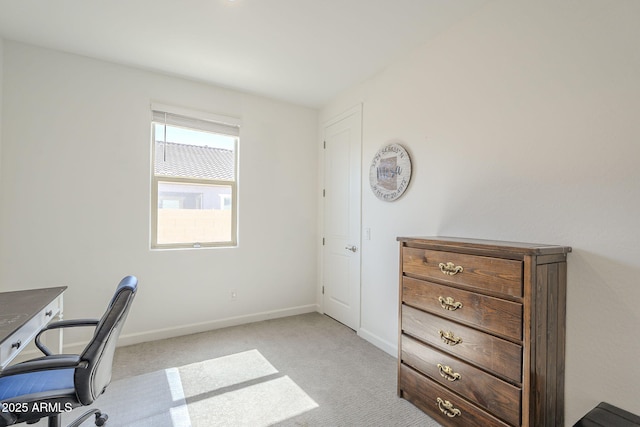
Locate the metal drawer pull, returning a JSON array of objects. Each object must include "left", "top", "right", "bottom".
[
  {"left": 439, "top": 330, "right": 463, "bottom": 346},
  {"left": 437, "top": 363, "right": 461, "bottom": 382},
  {"left": 11, "top": 340, "right": 22, "bottom": 350},
  {"left": 438, "top": 296, "right": 463, "bottom": 311},
  {"left": 45, "top": 310, "right": 53, "bottom": 317},
  {"left": 436, "top": 397, "right": 461, "bottom": 418},
  {"left": 439, "top": 262, "right": 463, "bottom": 276}
]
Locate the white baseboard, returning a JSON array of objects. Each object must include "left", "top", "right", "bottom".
[
  {"left": 15, "top": 304, "right": 320, "bottom": 360},
  {"left": 357, "top": 327, "right": 398, "bottom": 357},
  {"left": 114, "top": 303, "right": 320, "bottom": 349}
]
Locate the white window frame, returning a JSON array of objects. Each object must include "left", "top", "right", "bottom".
[{"left": 150, "top": 103, "right": 240, "bottom": 249}]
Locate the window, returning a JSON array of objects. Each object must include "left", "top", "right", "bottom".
[{"left": 151, "top": 105, "right": 239, "bottom": 248}]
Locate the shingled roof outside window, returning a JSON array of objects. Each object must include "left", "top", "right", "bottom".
[{"left": 155, "top": 141, "right": 234, "bottom": 181}]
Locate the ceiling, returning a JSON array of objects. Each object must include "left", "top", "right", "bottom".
[{"left": 0, "top": 0, "right": 488, "bottom": 108}]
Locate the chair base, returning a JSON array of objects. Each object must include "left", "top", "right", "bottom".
[
  {"left": 67, "top": 409, "right": 108, "bottom": 427},
  {"left": 30, "top": 409, "right": 108, "bottom": 427}
]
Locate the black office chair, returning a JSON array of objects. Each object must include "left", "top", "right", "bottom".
[{"left": 0, "top": 276, "right": 138, "bottom": 427}]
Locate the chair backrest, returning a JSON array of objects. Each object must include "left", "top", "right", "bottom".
[{"left": 75, "top": 276, "right": 137, "bottom": 405}]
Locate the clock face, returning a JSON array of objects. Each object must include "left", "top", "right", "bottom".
[{"left": 369, "top": 143, "right": 411, "bottom": 202}]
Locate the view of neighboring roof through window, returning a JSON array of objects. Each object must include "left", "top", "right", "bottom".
[
  {"left": 151, "top": 108, "right": 239, "bottom": 249},
  {"left": 154, "top": 125, "right": 235, "bottom": 180}
]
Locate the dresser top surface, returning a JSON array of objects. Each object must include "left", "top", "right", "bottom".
[{"left": 398, "top": 236, "right": 572, "bottom": 256}]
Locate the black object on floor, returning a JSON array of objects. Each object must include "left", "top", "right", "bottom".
[{"left": 574, "top": 402, "right": 640, "bottom": 427}]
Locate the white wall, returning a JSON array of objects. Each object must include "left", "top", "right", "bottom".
[
  {"left": 0, "top": 41, "right": 319, "bottom": 347},
  {"left": 0, "top": 38, "right": 3, "bottom": 193},
  {"left": 321, "top": 1, "right": 640, "bottom": 424}
]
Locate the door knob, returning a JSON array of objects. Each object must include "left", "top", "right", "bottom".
[{"left": 345, "top": 245, "right": 358, "bottom": 252}]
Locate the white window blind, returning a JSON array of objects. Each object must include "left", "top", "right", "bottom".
[{"left": 151, "top": 103, "right": 240, "bottom": 136}]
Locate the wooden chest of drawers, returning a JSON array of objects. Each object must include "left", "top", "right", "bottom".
[{"left": 397, "top": 237, "right": 571, "bottom": 427}]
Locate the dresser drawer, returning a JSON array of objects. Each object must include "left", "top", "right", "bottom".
[
  {"left": 403, "top": 277, "right": 523, "bottom": 341},
  {"left": 401, "top": 334, "right": 521, "bottom": 426},
  {"left": 402, "top": 305, "right": 522, "bottom": 383},
  {"left": 400, "top": 363, "right": 512, "bottom": 427},
  {"left": 403, "top": 247, "right": 523, "bottom": 298}
]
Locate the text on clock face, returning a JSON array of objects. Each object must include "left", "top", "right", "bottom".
[{"left": 369, "top": 143, "right": 411, "bottom": 202}]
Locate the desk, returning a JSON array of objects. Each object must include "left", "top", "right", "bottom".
[{"left": 0, "top": 287, "right": 66, "bottom": 370}]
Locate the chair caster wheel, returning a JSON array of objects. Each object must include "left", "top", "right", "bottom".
[{"left": 94, "top": 412, "right": 108, "bottom": 426}]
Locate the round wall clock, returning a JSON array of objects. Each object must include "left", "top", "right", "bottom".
[{"left": 369, "top": 143, "right": 412, "bottom": 202}]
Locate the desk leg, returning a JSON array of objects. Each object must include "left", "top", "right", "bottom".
[{"left": 57, "top": 295, "right": 64, "bottom": 353}]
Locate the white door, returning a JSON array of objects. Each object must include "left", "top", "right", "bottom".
[{"left": 322, "top": 106, "right": 362, "bottom": 330}]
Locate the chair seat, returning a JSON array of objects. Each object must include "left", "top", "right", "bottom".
[
  {"left": 0, "top": 276, "right": 137, "bottom": 426},
  {"left": 0, "top": 369, "right": 75, "bottom": 401}
]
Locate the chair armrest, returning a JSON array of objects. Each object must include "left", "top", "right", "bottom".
[
  {"left": 39, "top": 319, "right": 100, "bottom": 331},
  {"left": 36, "top": 319, "right": 100, "bottom": 356},
  {"left": 0, "top": 355, "right": 85, "bottom": 377}
]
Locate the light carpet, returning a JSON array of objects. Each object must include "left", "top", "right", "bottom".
[{"left": 28, "top": 313, "right": 440, "bottom": 426}]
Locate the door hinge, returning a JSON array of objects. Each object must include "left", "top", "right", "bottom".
[
  {"left": 323, "top": 140, "right": 326, "bottom": 149},
  {"left": 323, "top": 189, "right": 325, "bottom": 197},
  {"left": 322, "top": 237, "right": 325, "bottom": 245},
  {"left": 322, "top": 286, "right": 325, "bottom": 295}
]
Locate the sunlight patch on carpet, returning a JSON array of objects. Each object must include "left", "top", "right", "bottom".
[
  {"left": 53, "top": 367, "right": 191, "bottom": 427},
  {"left": 165, "top": 367, "right": 191, "bottom": 427},
  {"left": 179, "top": 349, "right": 279, "bottom": 393},
  {"left": 42, "top": 349, "right": 317, "bottom": 427},
  {"left": 179, "top": 349, "right": 318, "bottom": 426}
]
